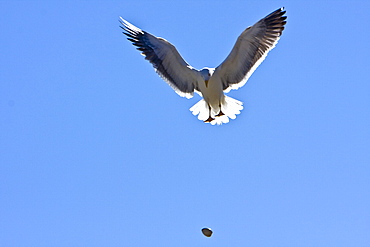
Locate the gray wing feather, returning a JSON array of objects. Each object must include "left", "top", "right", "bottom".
[
  {"left": 214, "top": 8, "right": 287, "bottom": 92},
  {"left": 120, "top": 18, "right": 200, "bottom": 98}
]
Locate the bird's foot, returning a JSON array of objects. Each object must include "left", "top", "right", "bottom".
[
  {"left": 204, "top": 117, "right": 215, "bottom": 123},
  {"left": 216, "top": 111, "right": 225, "bottom": 117}
]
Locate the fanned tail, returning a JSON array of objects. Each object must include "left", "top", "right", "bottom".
[{"left": 190, "top": 96, "right": 243, "bottom": 125}]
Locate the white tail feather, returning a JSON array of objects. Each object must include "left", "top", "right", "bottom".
[{"left": 189, "top": 96, "right": 243, "bottom": 125}]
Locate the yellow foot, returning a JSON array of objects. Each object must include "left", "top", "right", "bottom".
[
  {"left": 204, "top": 117, "right": 215, "bottom": 123},
  {"left": 216, "top": 111, "right": 225, "bottom": 117}
]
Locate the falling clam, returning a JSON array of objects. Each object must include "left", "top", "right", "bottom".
[{"left": 201, "top": 228, "right": 213, "bottom": 237}]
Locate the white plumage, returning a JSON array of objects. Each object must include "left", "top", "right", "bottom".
[{"left": 120, "top": 8, "right": 287, "bottom": 125}]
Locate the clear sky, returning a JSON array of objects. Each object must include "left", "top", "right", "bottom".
[{"left": 1, "top": 1, "right": 370, "bottom": 246}]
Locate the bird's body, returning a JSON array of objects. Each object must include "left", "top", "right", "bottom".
[
  {"left": 196, "top": 68, "right": 224, "bottom": 121},
  {"left": 120, "top": 8, "right": 287, "bottom": 125}
]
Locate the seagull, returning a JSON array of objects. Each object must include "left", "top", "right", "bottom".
[{"left": 120, "top": 8, "right": 287, "bottom": 125}]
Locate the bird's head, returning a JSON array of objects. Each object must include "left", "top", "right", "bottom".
[
  {"left": 200, "top": 67, "right": 215, "bottom": 87},
  {"left": 200, "top": 67, "right": 215, "bottom": 81}
]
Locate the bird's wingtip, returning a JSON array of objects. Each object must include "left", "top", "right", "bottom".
[
  {"left": 119, "top": 17, "right": 143, "bottom": 34},
  {"left": 119, "top": 17, "right": 129, "bottom": 25}
]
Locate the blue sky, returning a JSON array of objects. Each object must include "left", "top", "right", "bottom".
[{"left": 1, "top": 1, "right": 370, "bottom": 246}]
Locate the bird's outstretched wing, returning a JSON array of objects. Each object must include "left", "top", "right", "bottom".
[
  {"left": 214, "top": 8, "right": 287, "bottom": 93},
  {"left": 120, "top": 18, "right": 201, "bottom": 99}
]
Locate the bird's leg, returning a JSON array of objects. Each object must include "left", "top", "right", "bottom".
[
  {"left": 204, "top": 104, "right": 215, "bottom": 123},
  {"left": 215, "top": 102, "right": 224, "bottom": 117}
]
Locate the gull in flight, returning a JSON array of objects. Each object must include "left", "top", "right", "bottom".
[{"left": 120, "top": 8, "right": 287, "bottom": 125}]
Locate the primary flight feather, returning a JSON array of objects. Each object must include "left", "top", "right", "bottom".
[{"left": 120, "top": 8, "right": 287, "bottom": 125}]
